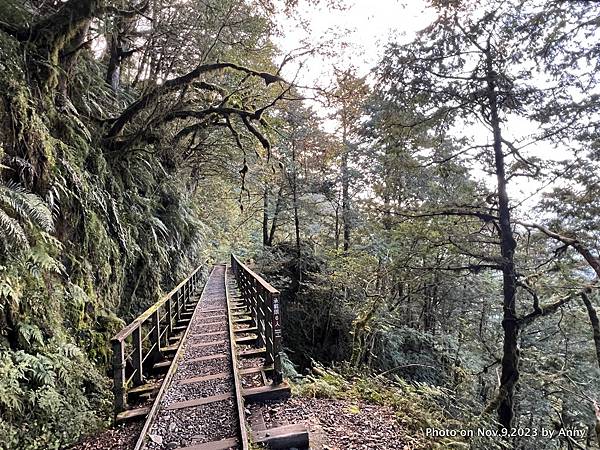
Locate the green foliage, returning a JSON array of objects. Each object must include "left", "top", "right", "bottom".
[
  {"left": 0, "top": 182, "right": 54, "bottom": 251},
  {"left": 0, "top": 343, "right": 111, "bottom": 450}
]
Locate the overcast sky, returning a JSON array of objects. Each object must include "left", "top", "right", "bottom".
[{"left": 275, "top": 0, "right": 436, "bottom": 86}]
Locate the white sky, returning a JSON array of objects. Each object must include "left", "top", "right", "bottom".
[{"left": 275, "top": 0, "right": 436, "bottom": 87}]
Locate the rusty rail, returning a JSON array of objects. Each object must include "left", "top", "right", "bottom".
[
  {"left": 230, "top": 254, "right": 283, "bottom": 383},
  {"left": 110, "top": 265, "right": 203, "bottom": 414}
]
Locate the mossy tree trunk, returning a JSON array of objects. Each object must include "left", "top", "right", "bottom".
[{"left": 21, "top": 0, "right": 100, "bottom": 94}]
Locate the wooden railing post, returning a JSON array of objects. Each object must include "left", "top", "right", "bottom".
[
  {"left": 265, "top": 293, "right": 274, "bottom": 366},
  {"left": 151, "top": 310, "right": 161, "bottom": 360},
  {"left": 112, "top": 339, "right": 127, "bottom": 413},
  {"left": 132, "top": 324, "right": 143, "bottom": 385},
  {"left": 257, "top": 285, "right": 265, "bottom": 348},
  {"left": 176, "top": 289, "right": 182, "bottom": 321},
  {"left": 166, "top": 297, "right": 173, "bottom": 335},
  {"left": 271, "top": 292, "right": 283, "bottom": 384},
  {"left": 251, "top": 276, "right": 258, "bottom": 324}
]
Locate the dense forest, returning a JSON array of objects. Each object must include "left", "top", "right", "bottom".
[{"left": 1, "top": 0, "right": 599, "bottom": 449}]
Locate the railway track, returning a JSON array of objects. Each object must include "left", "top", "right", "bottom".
[{"left": 134, "top": 265, "right": 248, "bottom": 450}]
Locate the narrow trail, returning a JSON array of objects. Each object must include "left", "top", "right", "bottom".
[{"left": 137, "top": 265, "right": 246, "bottom": 450}]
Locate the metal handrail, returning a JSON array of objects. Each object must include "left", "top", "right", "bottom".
[
  {"left": 230, "top": 254, "right": 283, "bottom": 384},
  {"left": 110, "top": 264, "right": 203, "bottom": 414}
]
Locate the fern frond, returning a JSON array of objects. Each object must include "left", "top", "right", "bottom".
[
  {"left": 0, "top": 182, "right": 54, "bottom": 232},
  {"left": 0, "top": 209, "right": 28, "bottom": 249}
]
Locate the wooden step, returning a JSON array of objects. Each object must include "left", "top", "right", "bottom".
[
  {"left": 173, "top": 324, "right": 188, "bottom": 333},
  {"left": 239, "top": 364, "right": 274, "bottom": 376},
  {"left": 178, "top": 437, "right": 238, "bottom": 450},
  {"left": 152, "top": 359, "right": 172, "bottom": 371},
  {"left": 239, "top": 347, "right": 266, "bottom": 358},
  {"left": 115, "top": 406, "right": 150, "bottom": 423},
  {"left": 235, "top": 335, "right": 258, "bottom": 344},
  {"left": 233, "top": 317, "right": 252, "bottom": 324},
  {"left": 161, "top": 343, "right": 179, "bottom": 353},
  {"left": 252, "top": 424, "right": 309, "bottom": 449},
  {"left": 168, "top": 333, "right": 183, "bottom": 343},
  {"left": 234, "top": 326, "right": 258, "bottom": 334},
  {"left": 242, "top": 382, "right": 291, "bottom": 402},
  {"left": 128, "top": 381, "right": 162, "bottom": 396}
]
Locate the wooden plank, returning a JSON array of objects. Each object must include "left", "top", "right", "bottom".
[
  {"left": 235, "top": 335, "right": 257, "bottom": 344},
  {"left": 160, "top": 343, "right": 179, "bottom": 353},
  {"left": 166, "top": 392, "right": 232, "bottom": 410},
  {"left": 242, "top": 383, "right": 291, "bottom": 402},
  {"left": 178, "top": 437, "right": 238, "bottom": 450},
  {"left": 238, "top": 347, "right": 266, "bottom": 358},
  {"left": 234, "top": 326, "right": 258, "bottom": 334},
  {"left": 168, "top": 333, "right": 183, "bottom": 343},
  {"left": 179, "top": 372, "right": 230, "bottom": 385},
  {"left": 152, "top": 359, "right": 172, "bottom": 371},
  {"left": 233, "top": 317, "right": 252, "bottom": 324},
  {"left": 251, "top": 424, "right": 309, "bottom": 449},
  {"left": 128, "top": 381, "right": 162, "bottom": 395},
  {"left": 239, "top": 364, "right": 274, "bottom": 376},
  {"left": 115, "top": 406, "right": 151, "bottom": 423}
]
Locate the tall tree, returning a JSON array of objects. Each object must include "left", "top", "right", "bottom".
[{"left": 328, "top": 68, "right": 369, "bottom": 252}]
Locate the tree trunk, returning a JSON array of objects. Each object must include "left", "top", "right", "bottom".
[
  {"left": 30, "top": 0, "right": 100, "bottom": 92},
  {"left": 334, "top": 200, "right": 340, "bottom": 250},
  {"left": 486, "top": 45, "right": 520, "bottom": 430},
  {"left": 581, "top": 291, "right": 600, "bottom": 369},
  {"left": 106, "top": 34, "right": 122, "bottom": 91},
  {"left": 341, "top": 140, "right": 350, "bottom": 252},
  {"left": 268, "top": 185, "right": 283, "bottom": 246},
  {"left": 57, "top": 19, "right": 90, "bottom": 105},
  {"left": 289, "top": 144, "right": 301, "bottom": 257},
  {"left": 262, "top": 184, "right": 269, "bottom": 247}
]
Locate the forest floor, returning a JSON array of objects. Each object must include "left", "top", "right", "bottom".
[
  {"left": 248, "top": 395, "right": 424, "bottom": 450},
  {"left": 68, "top": 395, "right": 422, "bottom": 449},
  {"left": 68, "top": 422, "right": 143, "bottom": 450}
]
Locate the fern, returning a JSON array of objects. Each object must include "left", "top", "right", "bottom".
[
  {"left": 0, "top": 182, "right": 54, "bottom": 252},
  {"left": 16, "top": 323, "right": 44, "bottom": 348},
  {"left": 0, "top": 209, "right": 28, "bottom": 248}
]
